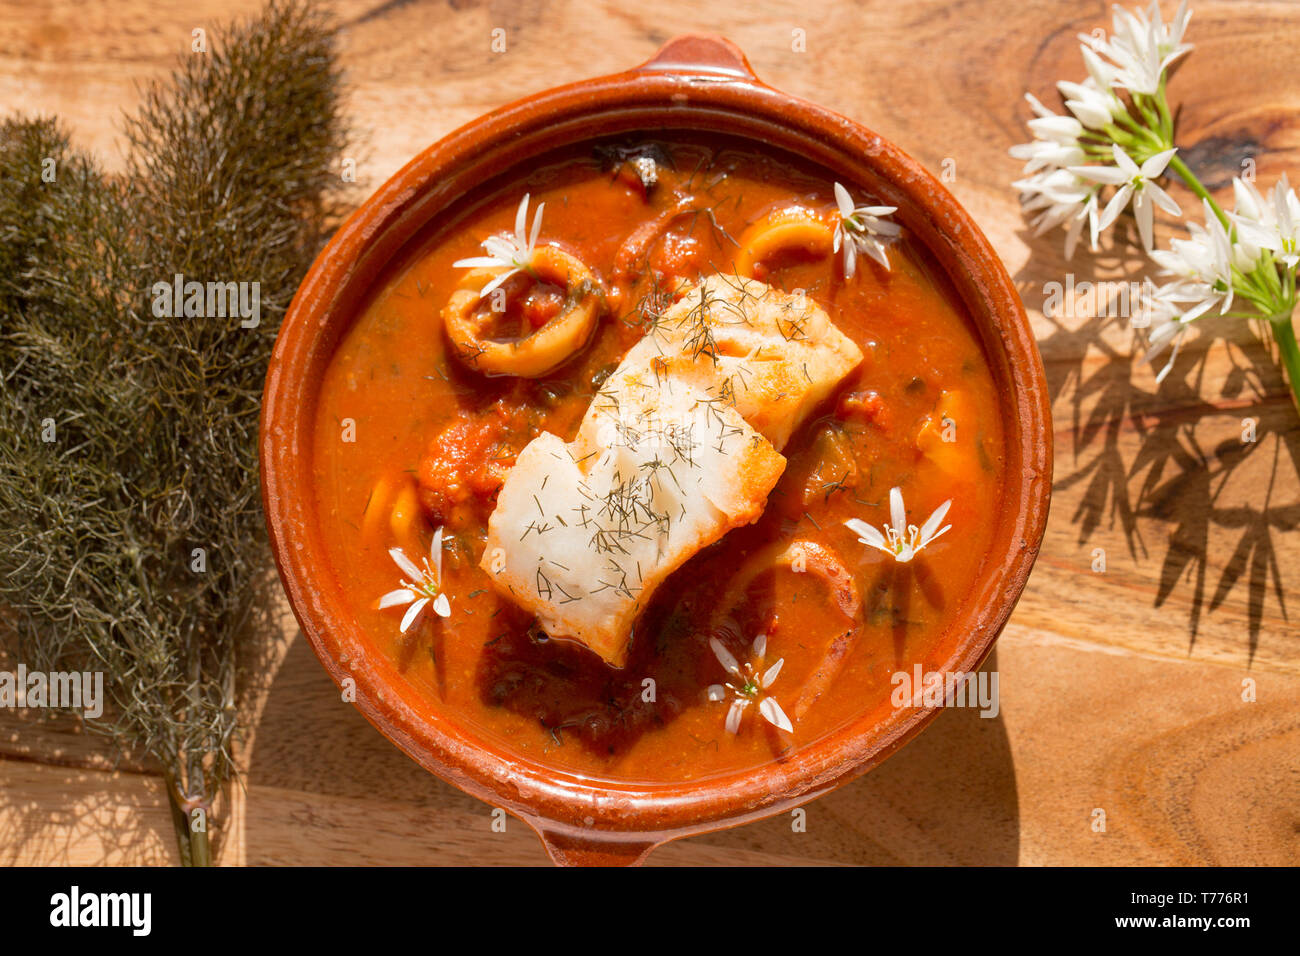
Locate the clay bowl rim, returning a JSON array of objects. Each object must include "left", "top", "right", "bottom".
[{"left": 260, "top": 34, "right": 1052, "bottom": 861}]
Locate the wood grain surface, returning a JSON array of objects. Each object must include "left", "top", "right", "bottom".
[{"left": 2, "top": 0, "right": 1297, "bottom": 866}]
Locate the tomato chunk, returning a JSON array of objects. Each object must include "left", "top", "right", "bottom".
[{"left": 417, "top": 407, "right": 519, "bottom": 529}]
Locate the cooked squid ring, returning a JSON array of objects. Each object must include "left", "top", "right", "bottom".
[
  {"left": 443, "top": 245, "right": 604, "bottom": 378},
  {"left": 706, "top": 538, "right": 861, "bottom": 720},
  {"left": 733, "top": 206, "right": 835, "bottom": 278},
  {"left": 608, "top": 194, "right": 700, "bottom": 312},
  {"left": 612, "top": 195, "right": 699, "bottom": 282}
]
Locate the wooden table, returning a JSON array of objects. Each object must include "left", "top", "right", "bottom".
[{"left": 2, "top": 0, "right": 1297, "bottom": 866}]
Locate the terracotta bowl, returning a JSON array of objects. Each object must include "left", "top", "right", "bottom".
[{"left": 261, "top": 35, "right": 1052, "bottom": 866}]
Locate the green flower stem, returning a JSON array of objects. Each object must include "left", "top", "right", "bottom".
[
  {"left": 1270, "top": 308, "right": 1300, "bottom": 415},
  {"left": 1166, "top": 153, "right": 1231, "bottom": 229},
  {"left": 1237, "top": 262, "right": 1275, "bottom": 304},
  {"left": 1256, "top": 257, "right": 1284, "bottom": 301},
  {"left": 1133, "top": 93, "right": 1162, "bottom": 133},
  {"left": 1110, "top": 109, "right": 1161, "bottom": 148},
  {"left": 1153, "top": 81, "right": 1174, "bottom": 142}
]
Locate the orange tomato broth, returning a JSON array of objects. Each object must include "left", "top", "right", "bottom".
[{"left": 311, "top": 135, "right": 1005, "bottom": 784}]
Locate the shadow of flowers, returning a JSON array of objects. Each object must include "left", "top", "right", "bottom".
[{"left": 1016, "top": 219, "right": 1297, "bottom": 663}]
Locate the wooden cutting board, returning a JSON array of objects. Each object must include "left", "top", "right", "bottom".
[{"left": 2, "top": 0, "right": 1296, "bottom": 866}]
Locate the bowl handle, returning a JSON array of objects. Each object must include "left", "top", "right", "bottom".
[
  {"left": 535, "top": 826, "right": 659, "bottom": 867},
  {"left": 635, "top": 34, "right": 758, "bottom": 80}
]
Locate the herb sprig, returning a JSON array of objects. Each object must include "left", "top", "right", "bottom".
[{"left": 0, "top": 0, "right": 350, "bottom": 865}]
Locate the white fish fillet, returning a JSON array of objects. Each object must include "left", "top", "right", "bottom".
[
  {"left": 481, "top": 275, "right": 863, "bottom": 667},
  {"left": 621, "top": 275, "right": 865, "bottom": 449}
]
